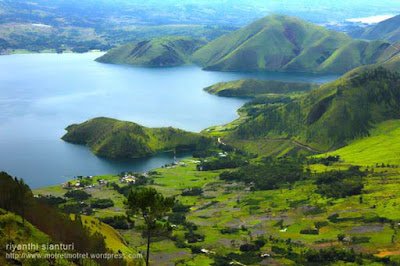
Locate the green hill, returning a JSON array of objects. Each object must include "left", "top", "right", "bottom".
[
  {"left": 342, "top": 44, "right": 400, "bottom": 78},
  {"left": 96, "top": 36, "right": 206, "bottom": 67},
  {"left": 231, "top": 67, "right": 400, "bottom": 151},
  {"left": 204, "top": 79, "right": 317, "bottom": 97},
  {"left": 352, "top": 14, "right": 400, "bottom": 42},
  {"left": 62, "top": 117, "right": 213, "bottom": 158},
  {"left": 192, "top": 15, "right": 400, "bottom": 73}
]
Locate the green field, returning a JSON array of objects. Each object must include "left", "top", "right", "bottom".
[{"left": 33, "top": 145, "right": 400, "bottom": 265}]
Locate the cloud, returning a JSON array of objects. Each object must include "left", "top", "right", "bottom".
[{"left": 346, "top": 14, "right": 396, "bottom": 24}]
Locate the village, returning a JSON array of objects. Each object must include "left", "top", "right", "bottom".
[{"left": 61, "top": 172, "right": 146, "bottom": 190}]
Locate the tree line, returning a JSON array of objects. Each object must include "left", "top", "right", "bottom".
[{"left": 0, "top": 172, "right": 126, "bottom": 266}]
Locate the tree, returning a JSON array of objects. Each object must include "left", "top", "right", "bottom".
[
  {"left": 126, "top": 187, "right": 175, "bottom": 266},
  {"left": 15, "top": 179, "right": 31, "bottom": 226}
]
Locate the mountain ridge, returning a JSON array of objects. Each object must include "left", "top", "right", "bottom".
[{"left": 193, "top": 14, "right": 400, "bottom": 73}]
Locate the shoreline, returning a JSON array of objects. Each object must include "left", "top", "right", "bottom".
[{"left": 1, "top": 49, "right": 106, "bottom": 55}]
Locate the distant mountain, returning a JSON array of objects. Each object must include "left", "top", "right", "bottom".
[
  {"left": 192, "top": 15, "right": 400, "bottom": 73},
  {"left": 232, "top": 67, "right": 400, "bottom": 151},
  {"left": 62, "top": 117, "right": 213, "bottom": 158},
  {"left": 351, "top": 14, "right": 400, "bottom": 42},
  {"left": 96, "top": 36, "right": 206, "bottom": 67},
  {"left": 204, "top": 79, "right": 317, "bottom": 98}
]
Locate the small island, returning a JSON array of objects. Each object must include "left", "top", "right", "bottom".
[{"left": 62, "top": 117, "right": 213, "bottom": 159}]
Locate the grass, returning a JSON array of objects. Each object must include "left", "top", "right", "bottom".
[
  {"left": 227, "top": 138, "right": 312, "bottom": 157},
  {"left": 322, "top": 120, "right": 400, "bottom": 166},
  {"left": 71, "top": 214, "right": 134, "bottom": 255}
]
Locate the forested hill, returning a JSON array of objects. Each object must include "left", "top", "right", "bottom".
[
  {"left": 231, "top": 67, "right": 400, "bottom": 151},
  {"left": 62, "top": 117, "right": 213, "bottom": 159},
  {"left": 191, "top": 15, "right": 400, "bottom": 73}
]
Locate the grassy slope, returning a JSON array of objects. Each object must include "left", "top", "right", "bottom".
[
  {"left": 231, "top": 67, "right": 400, "bottom": 152},
  {"left": 204, "top": 79, "right": 317, "bottom": 97},
  {"left": 317, "top": 40, "right": 392, "bottom": 73},
  {"left": 61, "top": 117, "right": 213, "bottom": 159},
  {"left": 96, "top": 36, "right": 206, "bottom": 67},
  {"left": 322, "top": 120, "right": 400, "bottom": 166},
  {"left": 192, "top": 14, "right": 399, "bottom": 73},
  {"left": 0, "top": 210, "right": 73, "bottom": 265},
  {"left": 70, "top": 214, "right": 134, "bottom": 255}
]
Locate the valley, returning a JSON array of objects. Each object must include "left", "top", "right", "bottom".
[{"left": 2, "top": 3, "right": 400, "bottom": 266}]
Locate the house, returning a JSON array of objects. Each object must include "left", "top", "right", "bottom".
[
  {"left": 120, "top": 175, "right": 136, "bottom": 184},
  {"left": 98, "top": 179, "right": 107, "bottom": 185}
]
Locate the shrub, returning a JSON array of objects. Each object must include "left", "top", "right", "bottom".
[
  {"left": 220, "top": 227, "right": 239, "bottom": 234},
  {"left": 37, "top": 195, "right": 67, "bottom": 206},
  {"left": 90, "top": 198, "right": 114, "bottom": 209},
  {"left": 172, "top": 203, "right": 191, "bottom": 213},
  {"left": 100, "top": 215, "right": 133, "bottom": 230},
  {"left": 181, "top": 187, "right": 203, "bottom": 196},
  {"left": 300, "top": 229, "right": 319, "bottom": 235},
  {"left": 240, "top": 243, "right": 259, "bottom": 252},
  {"left": 184, "top": 232, "right": 205, "bottom": 243},
  {"left": 168, "top": 213, "right": 186, "bottom": 225},
  {"left": 64, "top": 190, "right": 91, "bottom": 201},
  {"left": 190, "top": 246, "right": 202, "bottom": 254}
]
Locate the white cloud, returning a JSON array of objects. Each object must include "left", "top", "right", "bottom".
[{"left": 346, "top": 14, "right": 396, "bottom": 24}]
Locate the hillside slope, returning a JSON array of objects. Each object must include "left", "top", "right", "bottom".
[
  {"left": 96, "top": 36, "right": 206, "bottom": 67},
  {"left": 352, "top": 14, "right": 400, "bottom": 42},
  {"left": 62, "top": 117, "right": 213, "bottom": 158},
  {"left": 204, "top": 79, "right": 317, "bottom": 97},
  {"left": 231, "top": 67, "right": 400, "bottom": 151},
  {"left": 322, "top": 120, "right": 400, "bottom": 166},
  {"left": 192, "top": 15, "right": 400, "bottom": 73},
  {"left": 0, "top": 210, "right": 55, "bottom": 265}
]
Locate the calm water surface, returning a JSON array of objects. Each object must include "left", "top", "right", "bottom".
[{"left": 0, "top": 52, "right": 338, "bottom": 188}]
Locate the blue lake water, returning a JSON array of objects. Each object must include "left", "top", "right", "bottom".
[{"left": 0, "top": 52, "right": 338, "bottom": 188}]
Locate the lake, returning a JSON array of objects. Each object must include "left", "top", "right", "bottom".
[{"left": 0, "top": 52, "right": 338, "bottom": 188}]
